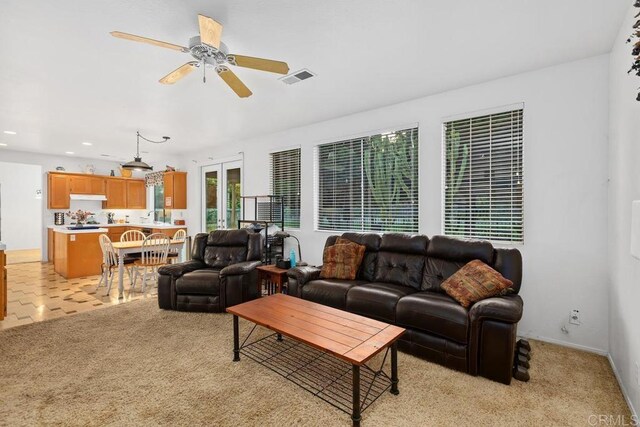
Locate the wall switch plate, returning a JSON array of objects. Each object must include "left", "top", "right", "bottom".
[{"left": 569, "top": 309, "right": 581, "bottom": 325}]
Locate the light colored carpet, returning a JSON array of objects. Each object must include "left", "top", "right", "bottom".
[{"left": 0, "top": 299, "right": 630, "bottom": 426}]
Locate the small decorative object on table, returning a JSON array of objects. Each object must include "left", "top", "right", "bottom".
[{"left": 65, "top": 210, "right": 95, "bottom": 227}]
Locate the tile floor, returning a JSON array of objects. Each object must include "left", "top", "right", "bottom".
[{"left": 1, "top": 262, "right": 156, "bottom": 330}]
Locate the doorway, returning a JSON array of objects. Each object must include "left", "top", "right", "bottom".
[
  {"left": 202, "top": 160, "right": 243, "bottom": 232},
  {"left": 0, "top": 161, "right": 43, "bottom": 264}
]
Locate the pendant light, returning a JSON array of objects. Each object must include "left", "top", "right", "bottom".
[{"left": 122, "top": 131, "right": 170, "bottom": 171}]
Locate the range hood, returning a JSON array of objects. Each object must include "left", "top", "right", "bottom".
[{"left": 70, "top": 194, "right": 107, "bottom": 201}]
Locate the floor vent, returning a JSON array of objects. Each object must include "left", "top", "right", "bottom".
[{"left": 280, "top": 69, "right": 316, "bottom": 85}]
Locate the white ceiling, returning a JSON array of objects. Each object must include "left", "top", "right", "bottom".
[{"left": 0, "top": 0, "right": 628, "bottom": 163}]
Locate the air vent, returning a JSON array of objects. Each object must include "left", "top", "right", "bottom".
[{"left": 280, "top": 69, "right": 316, "bottom": 85}]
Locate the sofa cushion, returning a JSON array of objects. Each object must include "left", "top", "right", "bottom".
[
  {"left": 441, "top": 260, "right": 513, "bottom": 308},
  {"left": 320, "top": 241, "right": 366, "bottom": 280},
  {"left": 396, "top": 292, "right": 469, "bottom": 344},
  {"left": 427, "top": 235, "right": 494, "bottom": 264},
  {"left": 302, "top": 279, "right": 368, "bottom": 310},
  {"left": 379, "top": 233, "right": 429, "bottom": 255},
  {"left": 175, "top": 270, "right": 220, "bottom": 295},
  {"left": 346, "top": 282, "right": 417, "bottom": 323},
  {"left": 422, "top": 257, "right": 467, "bottom": 293},
  {"left": 207, "top": 229, "right": 250, "bottom": 246},
  {"left": 340, "top": 233, "right": 381, "bottom": 281},
  {"left": 375, "top": 252, "right": 425, "bottom": 290},
  {"left": 204, "top": 246, "right": 248, "bottom": 269}
]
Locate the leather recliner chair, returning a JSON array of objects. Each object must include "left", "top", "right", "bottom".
[
  {"left": 287, "top": 233, "right": 523, "bottom": 384},
  {"left": 157, "top": 229, "right": 263, "bottom": 312}
]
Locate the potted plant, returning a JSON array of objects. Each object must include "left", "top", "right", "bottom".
[{"left": 65, "top": 210, "right": 95, "bottom": 227}]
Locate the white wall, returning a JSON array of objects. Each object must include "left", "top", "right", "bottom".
[
  {"left": 608, "top": 4, "right": 640, "bottom": 416},
  {"left": 182, "top": 54, "right": 611, "bottom": 353},
  {"left": 0, "top": 161, "right": 42, "bottom": 250}
]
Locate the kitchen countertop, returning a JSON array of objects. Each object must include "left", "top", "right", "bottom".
[
  {"left": 48, "top": 223, "right": 186, "bottom": 230},
  {"left": 51, "top": 227, "right": 109, "bottom": 234}
]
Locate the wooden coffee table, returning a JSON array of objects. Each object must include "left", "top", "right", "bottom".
[{"left": 227, "top": 294, "right": 405, "bottom": 426}]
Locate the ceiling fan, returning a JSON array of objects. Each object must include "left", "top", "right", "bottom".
[{"left": 111, "top": 14, "right": 290, "bottom": 98}]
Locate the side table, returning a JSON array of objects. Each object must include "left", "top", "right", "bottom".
[{"left": 256, "top": 264, "right": 289, "bottom": 296}]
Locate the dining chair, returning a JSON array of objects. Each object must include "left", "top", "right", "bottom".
[
  {"left": 97, "top": 234, "right": 134, "bottom": 295},
  {"left": 120, "top": 229, "right": 146, "bottom": 259},
  {"left": 167, "top": 229, "right": 187, "bottom": 263},
  {"left": 131, "top": 233, "right": 171, "bottom": 293}
]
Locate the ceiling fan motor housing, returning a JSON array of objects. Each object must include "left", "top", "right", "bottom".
[{"left": 188, "top": 36, "right": 229, "bottom": 68}]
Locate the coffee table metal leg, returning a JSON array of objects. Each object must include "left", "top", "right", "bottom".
[
  {"left": 276, "top": 333, "right": 283, "bottom": 341},
  {"left": 352, "top": 364, "right": 361, "bottom": 426},
  {"left": 390, "top": 342, "right": 399, "bottom": 395},
  {"left": 233, "top": 315, "right": 240, "bottom": 362}
]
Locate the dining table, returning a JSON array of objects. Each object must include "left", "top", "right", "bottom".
[{"left": 111, "top": 239, "right": 186, "bottom": 298}]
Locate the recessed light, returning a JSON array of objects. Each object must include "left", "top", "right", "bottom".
[
  {"left": 3, "top": 130, "right": 16, "bottom": 135},
  {"left": 100, "top": 154, "right": 110, "bottom": 157},
  {"left": 65, "top": 151, "right": 75, "bottom": 155},
  {"left": 82, "top": 142, "right": 93, "bottom": 146},
  {"left": 0, "top": 143, "right": 7, "bottom": 147}
]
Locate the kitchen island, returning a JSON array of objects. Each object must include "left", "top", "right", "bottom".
[
  {"left": 48, "top": 224, "right": 187, "bottom": 279},
  {"left": 52, "top": 227, "right": 107, "bottom": 279}
]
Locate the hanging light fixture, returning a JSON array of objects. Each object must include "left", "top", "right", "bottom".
[{"left": 122, "top": 131, "right": 170, "bottom": 171}]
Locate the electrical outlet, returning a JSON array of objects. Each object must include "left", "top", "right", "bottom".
[{"left": 569, "top": 309, "right": 581, "bottom": 325}]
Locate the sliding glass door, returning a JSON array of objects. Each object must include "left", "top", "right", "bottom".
[{"left": 202, "top": 160, "right": 243, "bottom": 232}]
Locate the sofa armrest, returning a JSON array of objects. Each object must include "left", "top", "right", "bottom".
[
  {"left": 158, "top": 260, "right": 207, "bottom": 279},
  {"left": 287, "top": 266, "right": 321, "bottom": 298},
  {"left": 287, "top": 266, "right": 321, "bottom": 286},
  {"left": 469, "top": 294, "right": 523, "bottom": 325},
  {"left": 220, "top": 261, "right": 262, "bottom": 277}
]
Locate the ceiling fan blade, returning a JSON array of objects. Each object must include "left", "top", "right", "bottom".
[
  {"left": 159, "top": 62, "right": 198, "bottom": 84},
  {"left": 110, "top": 31, "right": 187, "bottom": 52},
  {"left": 198, "top": 14, "right": 223, "bottom": 49},
  {"left": 216, "top": 66, "right": 252, "bottom": 98},
  {"left": 228, "top": 54, "right": 289, "bottom": 75}
]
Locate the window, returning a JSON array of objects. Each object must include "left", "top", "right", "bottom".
[
  {"left": 443, "top": 108, "right": 523, "bottom": 243},
  {"left": 315, "top": 127, "right": 419, "bottom": 233},
  {"left": 153, "top": 185, "right": 170, "bottom": 223},
  {"left": 270, "top": 148, "right": 301, "bottom": 229}
]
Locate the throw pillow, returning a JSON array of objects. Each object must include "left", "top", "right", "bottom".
[
  {"left": 440, "top": 260, "right": 513, "bottom": 308},
  {"left": 319, "top": 241, "right": 366, "bottom": 280}
]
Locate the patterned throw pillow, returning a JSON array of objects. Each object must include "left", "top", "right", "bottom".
[
  {"left": 440, "top": 260, "right": 514, "bottom": 308},
  {"left": 319, "top": 241, "right": 366, "bottom": 280}
]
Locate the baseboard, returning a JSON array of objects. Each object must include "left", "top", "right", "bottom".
[
  {"left": 519, "top": 333, "right": 608, "bottom": 356},
  {"left": 608, "top": 354, "right": 638, "bottom": 418}
]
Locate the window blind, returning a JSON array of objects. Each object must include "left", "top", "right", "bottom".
[
  {"left": 270, "top": 148, "right": 301, "bottom": 228},
  {"left": 443, "top": 109, "right": 524, "bottom": 243},
  {"left": 315, "top": 127, "right": 419, "bottom": 233}
]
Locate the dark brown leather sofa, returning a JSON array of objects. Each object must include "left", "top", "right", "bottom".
[
  {"left": 287, "top": 233, "right": 523, "bottom": 384},
  {"left": 157, "top": 229, "right": 263, "bottom": 312}
]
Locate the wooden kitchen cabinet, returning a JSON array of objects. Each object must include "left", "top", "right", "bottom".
[
  {"left": 69, "top": 175, "right": 105, "bottom": 195},
  {"left": 48, "top": 228, "right": 55, "bottom": 262},
  {"left": 0, "top": 249, "right": 6, "bottom": 320},
  {"left": 126, "top": 180, "right": 147, "bottom": 209},
  {"left": 48, "top": 173, "right": 70, "bottom": 209},
  {"left": 107, "top": 226, "right": 127, "bottom": 242},
  {"left": 104, "top": 179, "right": 127, "bottom": 209},
  {"left": 164, "top": 171, "right": 187, "bottom": 209}
]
